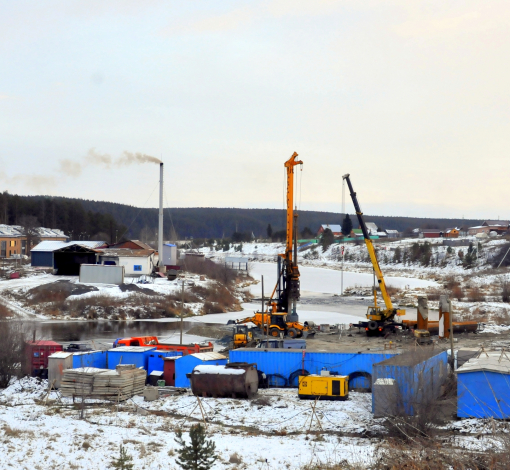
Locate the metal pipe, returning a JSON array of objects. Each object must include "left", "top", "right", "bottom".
[{"left": 158, "top": 162, "right": 164, "bottom": 267}]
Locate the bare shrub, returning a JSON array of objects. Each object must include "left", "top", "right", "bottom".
[
  {"left": 385, "top": 285, "right": 401, "bottom": 297},
  {"left": 191, "top": 283, "right": 240, "bottom": 313},
  {"left": 181, "top": 257, "right": 238, "bottom": 285},
  {"left": 0, "top": 321, "right": 26, "bottom": 388},
  {"left": 467, "top": 286, "right": 484, "bottom": 302},
  {"left": 229, "top": 452, "right": 242, "bottom": 464},
  {"left": 499, "top": 276, "right": 510, "bottom": 303},
  {"left": 444, "top": 275, "right": 459, "bottom": 290},
  {"left": 451, "top": 285, "right": 463, "bottom": 301}
]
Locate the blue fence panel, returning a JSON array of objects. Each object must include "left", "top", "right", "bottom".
[
  {"left": 72, "top": 350, "right": 108, "bottom": 369},
  {"left": 229, "top": 350, "right": 397, "bottom": 389},
  {"left": 458, "top": 370, "right": 510, "bottom": 418}
]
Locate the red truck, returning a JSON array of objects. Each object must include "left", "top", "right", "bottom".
[{"left": 113, "top": 336, "right": 213, "bottom": 355}]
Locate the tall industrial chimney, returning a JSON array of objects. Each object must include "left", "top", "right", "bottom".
[{"left": 158, "top": 162, "right": 164, "bottom": 270}]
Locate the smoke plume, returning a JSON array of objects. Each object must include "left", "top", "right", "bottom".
[
  {"left": 117, "top": 151, "right": 162, "bottom": 165},
  {"left": 57, "top": 148, "right": 160, "bottom": 178}
]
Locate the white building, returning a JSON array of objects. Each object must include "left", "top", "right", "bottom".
[{"left": 98, "top": 248, "right": 155, "bottom": 276}]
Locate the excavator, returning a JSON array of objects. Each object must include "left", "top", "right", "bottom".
[
  {"left": 342, "top": 174, "right": 406, "bottom": 336},
  {"left": 228, "top": 153, "right": 315, "bottom": 339}
]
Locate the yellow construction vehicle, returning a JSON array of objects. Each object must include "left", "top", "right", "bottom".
[
  {"left": 229, "top": 303, "right": 315, "bottom": 338},
  {"left": 228, "top": 152, "right": 315, "bottom": 338},
  {"left": 231, "top": 325, "right": 257, "bottom": 349},
  {"left": 342, "top": 174, "right": 405, "bottom": 336},
  {"left": 298, "top": 372, "right": 349, "bottom": 401}
]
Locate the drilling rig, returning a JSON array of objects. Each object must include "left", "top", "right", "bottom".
[{"left": 228, "top": 153, "right": 315, "bottom": 338}]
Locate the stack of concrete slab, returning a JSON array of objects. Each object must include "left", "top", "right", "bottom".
[
  {"left": 60, "top": 365, "right": 146, "bottom": 401},
  {"left": 60, "top": 367, "right": 103, "bottom": 396},
  {"left": 92, "top": 365, "right": 146, "bottom": 400}
]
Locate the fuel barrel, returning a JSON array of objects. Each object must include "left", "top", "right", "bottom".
[{"left": 190, "top": 362, "right": 259, "bottom": 399}]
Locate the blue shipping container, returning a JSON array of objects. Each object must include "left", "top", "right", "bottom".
[
  {"left": 148, "top": 351, "right": 183, "bottom": 375},
  {"left": 457, "top": 369, "right": 510, "bottom": 418},
  {"left": 107, "top": 346, "right": 156, "bottom": 370},
  {"left": 372, "top": 351, "right": 448, "bottom": 415},
  {"left": 175, "top": 353, "right": 227, "bottom": 388},
  {"left": 72, "top": 350, "right": 108, "bottom": 369},
  {"left": 229, "top": 349, "right": 398, "bottom": 389}
]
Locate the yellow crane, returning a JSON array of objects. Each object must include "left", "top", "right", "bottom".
[{"left": 342, "top": 174, "right": 405, "bottom": 336}]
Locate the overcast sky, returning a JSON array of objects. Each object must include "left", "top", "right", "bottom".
[{"left": 1, "top": 1, "right": 509, "bottom": 219}]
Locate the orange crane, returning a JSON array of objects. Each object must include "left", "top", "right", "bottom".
[{"left": 229, "top": 152, "right": 315, "bottom": 338}]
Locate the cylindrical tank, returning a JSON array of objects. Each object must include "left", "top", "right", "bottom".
[{"left": 190, "top": 362, "right": 258, "bottom": 399}]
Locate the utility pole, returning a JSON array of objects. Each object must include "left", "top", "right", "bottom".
[
  {"left": 341, "top": 245, "right": 345, "bottom": 295},
  {"left": 448, "top": 299, "right": 454, "bottom": 370},
  {"left": 261, "top": 275, "right": 267, "bottom": 348},
  {"left": 180, "top": 280, "right": 184, "bottom": 345}
]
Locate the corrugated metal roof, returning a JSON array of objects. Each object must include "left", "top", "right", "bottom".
[
  {"left": 190, "top": 352, "right": 226, "bottom": 361},
  {"left": 49, "top": 352, "right": 73, "bottom": 359},
  {"left": 31, "top": 241, "right": 106, "bottom": 252},
  {"left": 99, "top": 248, "right": 154, "bottom": 257}
]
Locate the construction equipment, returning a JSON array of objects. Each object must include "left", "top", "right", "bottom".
[
  {"left": 342, "top": 174, "right": 405, "bottom": 336},
  {"left": 228, "top": 152, "right": 315, "bottom": 338},
  {"left": 298, "top": 370, "right": 349, "bottom": 401},
  {"left": 231, "top": 325, "right": 256, "bottom": 349}
]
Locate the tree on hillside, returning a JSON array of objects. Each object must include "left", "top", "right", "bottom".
[
  {"left": 0, "top": 320, "right": 25, "bottom": 388},
  {"left": 266, "top": 224, "right": 273, "bottom": 239},
  {"left": 341, "top": 214, "right": 353, "bottom": 237},
  {"left": 19, "top": 215, "right": 41, "bottom": 253},
  {"left": 110, "top": 445, "right": 134, "bottom": 470},
  {"left": 320, "top": 228, "right": 335, "bottom": 252},
  {"left": 301, "top": 226, "right": 314, "bottom": 239},
  {"left": 175, "top": 424, "right": 217, "bottom": 470}
]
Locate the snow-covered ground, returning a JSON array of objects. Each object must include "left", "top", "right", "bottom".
[{"left": 0, "top": 377, "right": 375, "bottom": 469}]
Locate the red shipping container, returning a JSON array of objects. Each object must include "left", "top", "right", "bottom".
[
  {"left": 163, "top": 357, "right": 180, "bottom": 386},
  {"left": 25, "top": 341, "right": 63, "bottom": 377}
]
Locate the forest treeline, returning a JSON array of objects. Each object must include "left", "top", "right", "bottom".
[
  {"left": 0, "top": 192, "right": 125, "bottom": 243},
  {"left": 0, "top": 192, "right": 483, "bottom": 242}
]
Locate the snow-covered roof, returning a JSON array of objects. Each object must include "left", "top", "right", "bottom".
[
  {"left": 456, "top": 352, "right": 510, "bottom": 375},
  {"left": 0, "top": 224, "right": 66, "bottom": 238},
  {"left": 190, "top": 352, "right": 226, "bottom": 361},
  {"left": 48, "top": 352, "right": 73, "bottom": 359},
  {"left": 365, "top": 222, "right": 378, "bottom": 234},
  {"left": 31, "top": 241, "right": 106, "bottom": 252},
  {"left": 320, "top": 224, "right": 342, "bottom": 232},
  {"left": 385, "top": 229, "right": 399, "bottom": 234},
  {"left": 483, "top": 220, "right": 509, "bottom": 227},
  {"left": 194, "top": 365, "right": 244, "bottom": 375}
]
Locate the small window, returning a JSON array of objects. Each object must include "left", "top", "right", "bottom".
[
  {"left": 133, "top": 265, "right": 142, "bottom": 272},
  {"left": 10, "top": 240, "right": 15, "bottom": 247}
]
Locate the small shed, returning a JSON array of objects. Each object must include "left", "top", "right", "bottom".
[
  {"left": 175, "top": 352, "right": 227, "bottom": 388},
  {"left": 98, "top": 248, "right": 155, "bottom": 276},
  {"left": 162, "top": 243, "right": 177, "bottom": 267},
  {"left": 457, "top": 351, "right": 510, "bottom": 418},
  {"left": 48, "top": 352, "right": 74, "bottom": 388},
  {"left": 148, "top": 351, "right": 182, "bottom": 376},
  {"left": 72, "top": 350, "right": 108, "bottom": 369},
  {"left": 372, "top": 350, "right": 448, "bottom": 416},
  {"left": 24, "top": 341, "right": 63, "bottom": 377},
  {"left": 107, "top": 346, "right": 156, "bottom": 370}
]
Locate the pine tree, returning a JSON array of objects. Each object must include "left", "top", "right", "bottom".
[
  {"left": 341, "top": 214, "right": 353, "bottom": 237},
  {"left": 320, "top": 228, "right": 335, "bottom": 252},
  {"left": 110, "top": 445, "right": 134, "bottom": 470},
  {"left": 266, "top": 223, "right": 273, "bottom": 239},
  {"left": 175, "top": 424, "right": 217, "bottom": 470}
]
